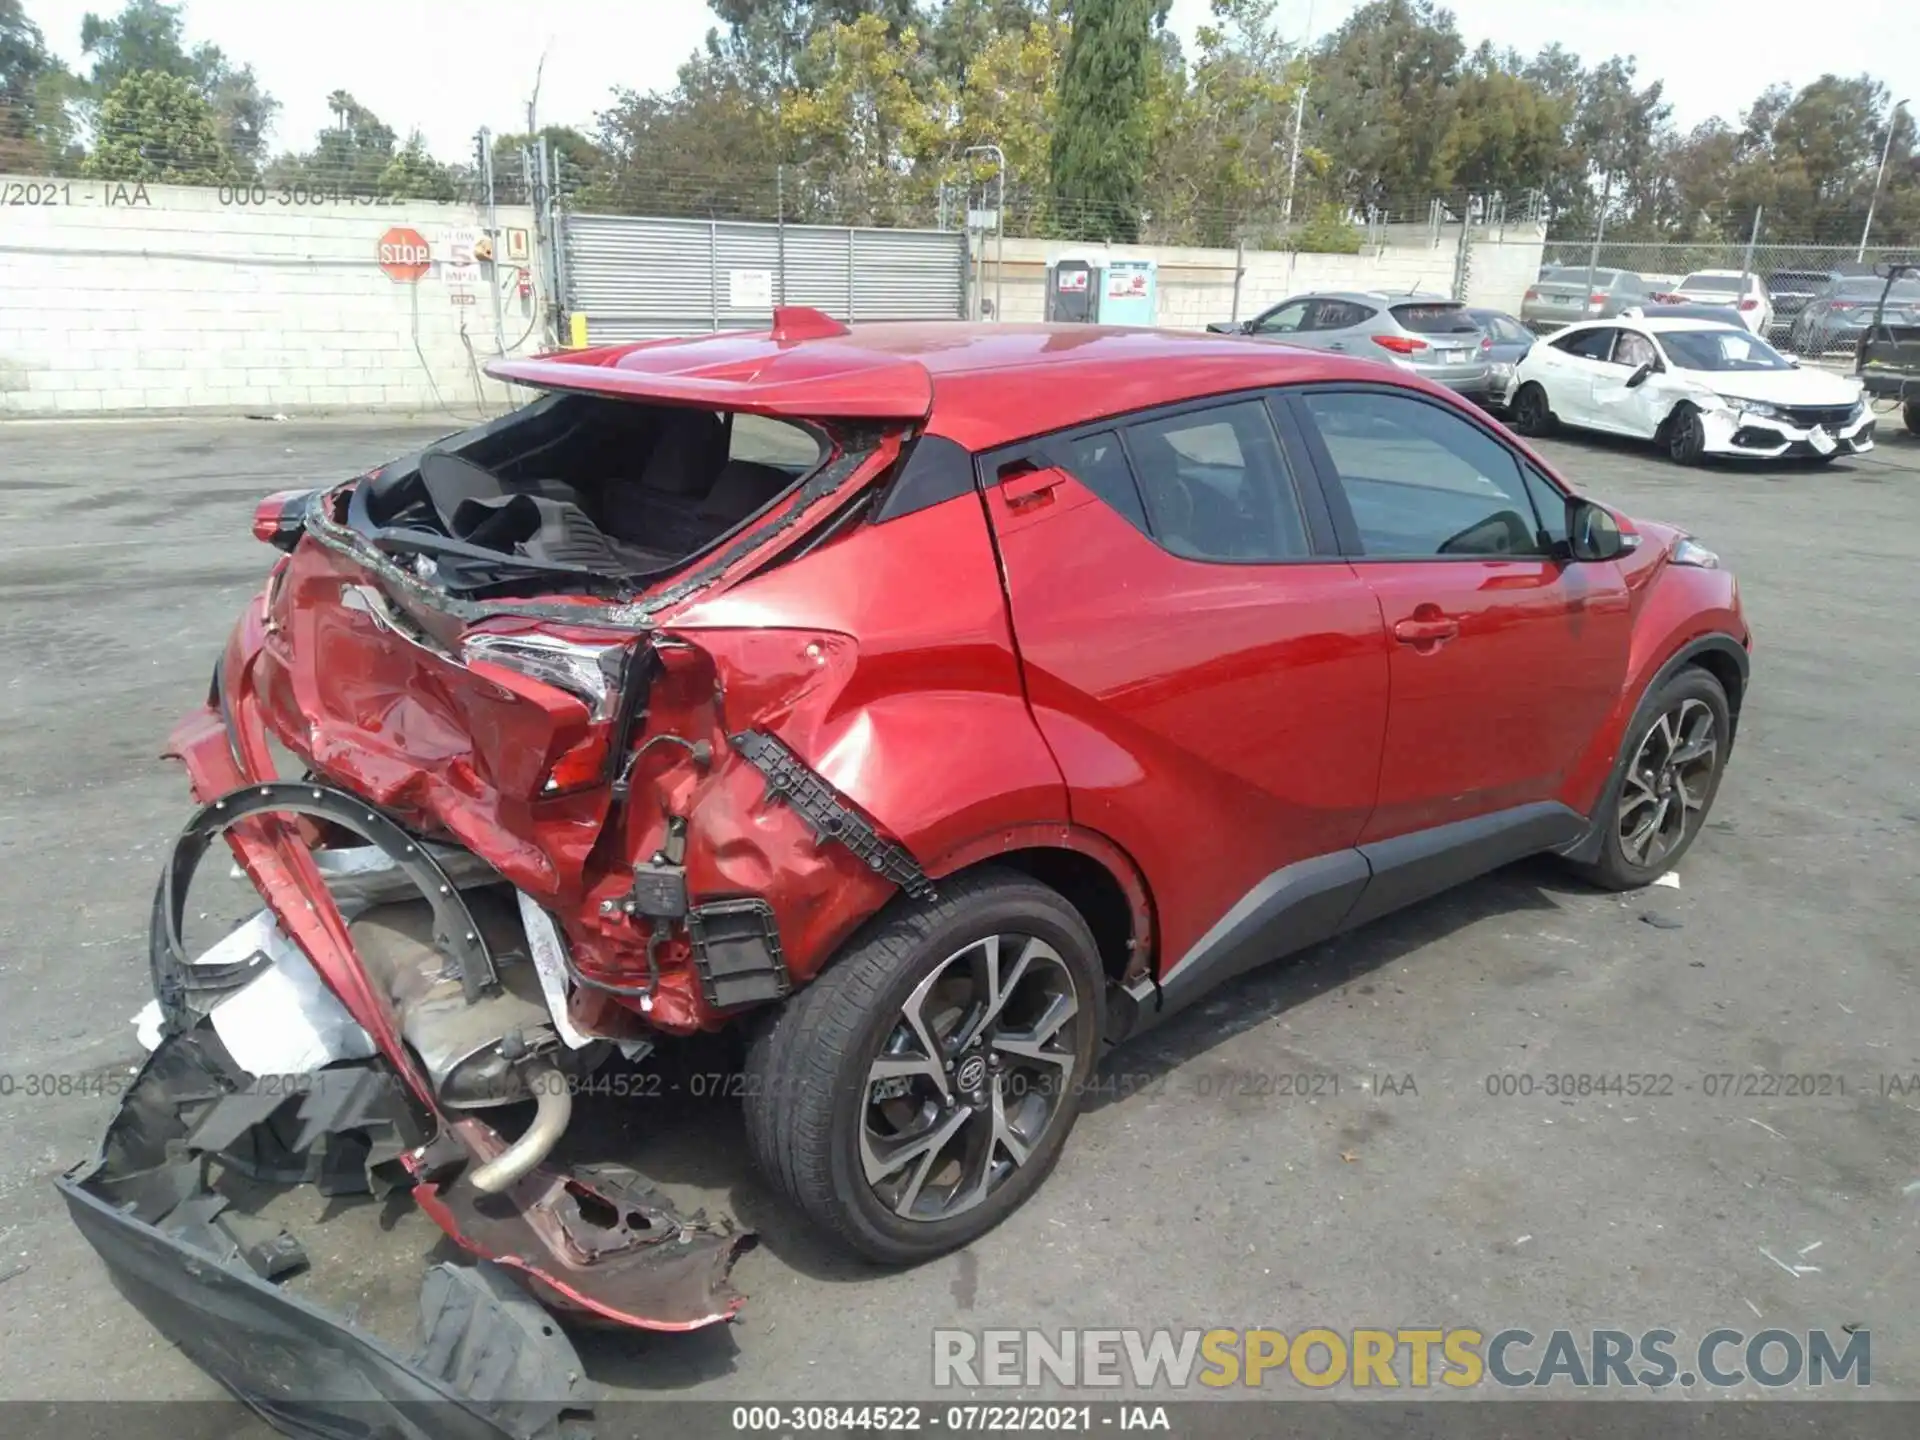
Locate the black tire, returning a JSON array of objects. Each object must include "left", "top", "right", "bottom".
[
  {"left": 1904, "top": 400, "right": 1920, "bottom": 437},
  {"left": 743, "top": 868, "right": 1105, "bottom": 1265},
  {"left": 1564, "top": 667, "right": 1731, "bottom": 892},
  {"left": 1509, "top": 382, "right": 1555, "bottom": 437},
  {"left": 1665, "top": 403, "right": 1707, "bottom": 465}
]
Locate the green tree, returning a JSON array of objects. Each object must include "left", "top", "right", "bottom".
[
  {"left": 707, "top": 0, "right": 923, "bottom": 94},
  {"left": 1143, "top": 0, "right": 1308, "bottom": 245},
  {"left": 2, "top": 0, "right": 79, "bottom": 171},
  {"left": 80, "top": 0, "right": 275, "bottom": 170},
  {"left": 584, "top": 51, "right": 780, "bottom": 216},
  {"left": 1438, "top": 43, "right": 1568, "bottom": 195},
  {"left": 950, "top": 13, "right": 1068, "bottom": 226},
  {"left": 83, "top": 68, "right": 232, "bottom": 182},
  {"left": 779, "top": 13, "right": 951, "bottom": 225},
  {"left": 1306, "top": 0, "right": 1464, "bottom": 208},
  {"left": 1051, "top": 0, "right": 1157, "bottom": 240},
  {"left": 378, "top": 132, "right": 457, "bottom": 200}
]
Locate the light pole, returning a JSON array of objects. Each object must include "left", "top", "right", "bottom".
[
  {"left": 1859, "top": 97, "right": 1909, "bottom": 262},
  {"left": 1282, "top": 0, "right": 1317, "bottom": 228},
  {"left": 964, "top": 144, "right": 1005, "bottom": 321}
]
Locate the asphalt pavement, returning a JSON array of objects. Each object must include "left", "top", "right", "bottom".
[{"left": 1, "top": 406, "right": 1916, "bottom": 1410}]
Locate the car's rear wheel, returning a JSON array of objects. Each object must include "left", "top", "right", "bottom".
[
  {"left": 1665, "top": 404, "right": 1707, "bottom": 465},
  {"left": 743, "top": 868, "right": 1103, "bottom": 1265},
  {"left": 1904, "top": 400, "right": 1920, "bottom": 436},
  {"left": 1566, "top": 667, "right": 1730, "bottom": 891},
  {"left": 1510, "top": 382, "right": 1555, "bottom": 437}
]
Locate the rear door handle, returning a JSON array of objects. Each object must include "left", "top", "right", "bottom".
[
  {"left": 1393, "top": 614, "right": 1461, "bottom": 646},
  {"left": 999, "top": 463, "right": 1063, "bottom": 514}
]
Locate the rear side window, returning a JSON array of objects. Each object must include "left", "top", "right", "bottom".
[
  {"left": 1392, "top": 302, "right": 1478, "bottom": 334},
  {"left": 1122, "top": 402, "right": 1309, "bottom": 563},
  {"left": 1047, "top": 430, "right": 1149, "bottom": 533},
  {"left": 1299, "top": 390, "right": 1546, "bottom": 559},
  {"left": 1553, "top": 328, "right": 1615, "bottom": 360},
  {"left": 1312, "top": 300, "right": 1375, "bottom": 330}
]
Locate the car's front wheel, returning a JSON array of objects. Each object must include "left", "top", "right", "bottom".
[
  {"left": 1509, "top": 382, "right": 1555, "bottom": 437},
  {"left": 1566, "top": 667, "right": 1731, "bottom": 891},
  {"left": 1665, "top": 404, "right": 1708, "bottom": 465},
  {"left": 1905, "top": 399, "right": 1920, "bottom": 436},
  {"left": 744, "top": 869, "right": 1104, "bottom": 1264}
]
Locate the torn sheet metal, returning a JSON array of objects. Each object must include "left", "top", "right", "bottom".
[
  {"left": 516, "top": 891, "right": 596, "bottom": 1051},
  {"left": 208, "top": 913, "right": 379, "bottom": 1075}
]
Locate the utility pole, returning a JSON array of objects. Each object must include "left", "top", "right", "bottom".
[
  {"left": 1282, "top": 1, "right": 1317, "bottom": 228},
  {"left": 1584, "top": 168, "right": 1613, "bottom": 305},
  {"left": 1860, "top": 97, "right": 1909, "bottom": 261},
  {"left": 965, "top": 144, "right": 1006, "bottom": 321}
]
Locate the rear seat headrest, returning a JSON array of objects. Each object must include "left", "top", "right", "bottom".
[{"left": 639, "top": 410, "right": 728, "bottom": 496}]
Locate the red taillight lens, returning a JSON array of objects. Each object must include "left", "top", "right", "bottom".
[
  {"left": 1480, "top": 335, "right": 1494, "bottom": 351},
  {"left": 541, "top": 729, "right": 613, "bottom": 795},
  {"left": 1831, "top": 301, "right": 1857, "bottom": 311},
  {"left": 1738, "top": 298, "right": 1760, "bottom": 311},
  {"left": 1524, "top": 287, "right": 1540, "bottom": 301},
  {"left": 1372, "top": 334, "right": 1428, "bottom": 355},
  {"left": 252, "top": 489, "right": 314, "bottom": 551},
  {"left": 1589, "top": 293, "right": 1607, "bottom": 306}
]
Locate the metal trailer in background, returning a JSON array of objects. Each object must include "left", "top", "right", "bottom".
[{"left": 560, "top": 213, "right": 968, "bottom": 345}]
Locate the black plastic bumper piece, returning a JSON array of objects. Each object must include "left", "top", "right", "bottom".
[
  {"left": 58, "top": 1025, "right": 596, "bottom": 1440},
  {"left": 688, "top": 896, "right": 791, "bottom": 1009},
  {"left": 729, "top": 728, "right": 935, "bottom": 900}
]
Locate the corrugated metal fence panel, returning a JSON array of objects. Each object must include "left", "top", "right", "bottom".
[
  {"left": 715, "top": 222, "right": 784, "bottom": 329},
  {"left": 852, "top": 228, "right": 967, "bottom": 320},
  {"left": 780, "top": 226, "right": 853, "bottom": 319},
  {"left": 564, "top": 213, "right": 967, "bottom": 343},
  {"left": 565, "top": 215, "right": 714, "bottom": 339}
]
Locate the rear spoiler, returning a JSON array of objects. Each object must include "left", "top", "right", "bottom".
[{"left": 487, "top": 307, "right": 936, "bottom": 422}]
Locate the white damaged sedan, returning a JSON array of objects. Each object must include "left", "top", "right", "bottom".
[{"left": 1504, "top": 315, "right": 1874, "bottom": 465}]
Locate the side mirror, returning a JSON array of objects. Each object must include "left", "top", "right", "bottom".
[
  {"left": 1624, "top": 361, "right": 1659, "bottom": 389},
  {"left": 1206, "top": 321, "right": 1239, "bottom": 334},
  {"left": 1567, "top": 499, "right": 1627, "bottom": 562}
]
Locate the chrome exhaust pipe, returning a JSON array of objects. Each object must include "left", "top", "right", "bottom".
[{"left": 469, "top": 1060, "right": 572, "bottom": 1194}]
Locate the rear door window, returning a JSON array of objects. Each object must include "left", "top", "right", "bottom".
[
  {"left": 1121, "top": 401, "right": 1311, "bottom": 563},
  {"left": 1391, "top": 302, "right": 1479, "bottom": 335},
  {"left": 1045, "top": 430, "right": 1150, "bottom": 534},
  {"left": 1250, "top": 299, "right": 1313, "bottom": 334}
]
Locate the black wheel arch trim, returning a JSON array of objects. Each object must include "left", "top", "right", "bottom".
[{"left": 1556, "top": 632, "right": 1748, "bottom": 866}]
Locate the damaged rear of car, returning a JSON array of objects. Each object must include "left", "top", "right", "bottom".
[{"left": 64, "top": 309, "right": 1015, "bottom": 1434}]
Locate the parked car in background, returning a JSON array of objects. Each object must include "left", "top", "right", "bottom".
[
  {"left": 1520, "top": 268, "right": 1652, "bottom": 331},
  {"left": 1790, "top": 273, "right": 1920, "bottom": 355},
  {"left": 1624, "top": 302, "right": 1747, "bottom": 329},
  {"left": 1654, "top": 271, "right": 1772, "bottom": 334},
  {"left": 1464, "top": 306, "right": 1532, "bottom": 407},
  {"left": 1855, "top": 263, "right": 1920, "bottom": 435},
  {"left": 1766, "top": 268, "right": 1850, "bottom": 338},
  {"left": 1210, "top": 291, "right": 1493, "bottom": 398},
  {"left": 1507, "top": 315, "right": 1873, "bottom": 464}
]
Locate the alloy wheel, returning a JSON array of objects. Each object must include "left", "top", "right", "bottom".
[
  {"left": 860, "top": 933, "right": 1086, "bottom": 1223},
  {"left": 1617, "top": 697, "right": 1718, "bottom": 868}
]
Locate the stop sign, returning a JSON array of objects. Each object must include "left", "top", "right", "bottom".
[{"left": 377, "top": 226, "right": 431, "bottom": 282}]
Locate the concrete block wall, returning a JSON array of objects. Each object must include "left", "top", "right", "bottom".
[
  {"left": 974, "top": 226, "right": 1546, "bottom": 329},
  {"left": 0, "top": 178, "right": 546, "bottom": 417}
]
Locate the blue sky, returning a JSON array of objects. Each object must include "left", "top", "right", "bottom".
[{"left": 22, "top": 0, "right": 1919, "bottom": 160}]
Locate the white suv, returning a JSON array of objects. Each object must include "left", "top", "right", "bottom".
[{"left": 1658, "top": 271, "right": 1773, "bottom": 335}]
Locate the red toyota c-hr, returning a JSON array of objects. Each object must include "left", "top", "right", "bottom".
[{"left": 71, "top": 310, "right": 1747, "bottom": 1357}]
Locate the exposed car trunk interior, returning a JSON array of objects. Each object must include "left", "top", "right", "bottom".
[{"left": 345, "top": 392, "right": 825, "bottom": 595}]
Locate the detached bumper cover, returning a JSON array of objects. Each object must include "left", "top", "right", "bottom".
[{"left": 58, "top": 1028, "right": 600, "bottom": 1440}]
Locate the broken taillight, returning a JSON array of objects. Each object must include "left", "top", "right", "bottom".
[
  {"left": 460, "top": 632, "right": 635, "bottom": 794},
  {"left": 252, "top": 489, "right": 315, "bottom": 552}
]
